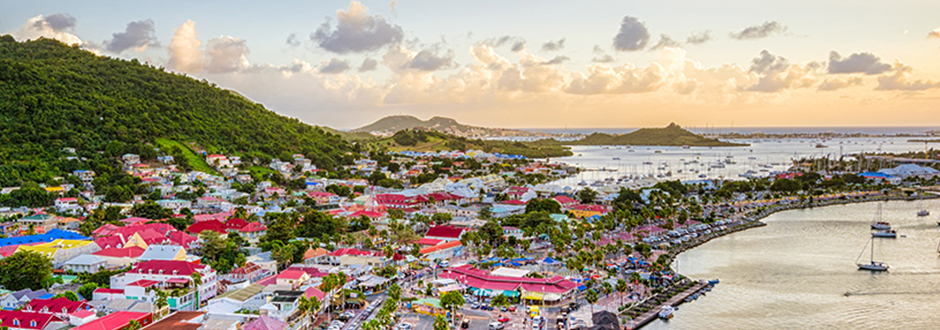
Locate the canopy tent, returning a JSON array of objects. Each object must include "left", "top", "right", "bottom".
[
  {"left": 470, "top": 287, "right": 493, "bottom": 296},
  {"left": 541, "top": 257, "right": 558, "bottom": 264},
  {"left": 522, "top": 291, "right": 544, "bottom": 301},
  {"left": 501, "top": 290, "right": 520, "bottom": 298}
]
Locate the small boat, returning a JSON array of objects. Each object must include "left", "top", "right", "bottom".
[
  {"left": 815, "top": 143, "right": 828, "bottom": 148},
  {"left": 857, "top": 236, "right": 888, "bottom": 271},
  {"left": 870, "top": 221, "right": 891, "bottom": 230},
  {"left": 918, "top": 209, "right": 929, "bottom": 217},
  {"left": 872, "top": 229, "right": 897, "bottom": 238},
  {"left": 658, "top": 306, "right": 675, "bottom": 320},
  {"left": 612, "top": 157, "right": 621, "bottom": 160},
  {"left": 707, "top": 279, "right": 720, "bottom": 285}
]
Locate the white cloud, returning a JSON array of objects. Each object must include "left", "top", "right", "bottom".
[
  {"left": 730, "top": 21, "right": 787, "bottom": 40},
  {"left": 206, "top": 36, "right": 250, "bottom": 74},
  {"left": 613, "top": 16, "right": 650, "bottom": 51},
  {"left": 927, "top": 27, "right": 940, "bottom": 39},
  {"left": 11, "top": 14, "right": 83, "bottom": 46},
  {"left": 167, "top": 20, "right": 206, "bottom": 73},
  {"left": 876, "top": 61, "right": 940, "bottom": 91},
  {"left": 105, "top": 19, "right": 159, "bottom": 53},
  {"left": 827, "top": 51, "right": 891, "bottom": 75},
  {"left": 312, "top": 1, "right": 404, "bottom": 54}
]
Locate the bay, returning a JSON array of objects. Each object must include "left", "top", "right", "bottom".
[{"left": 645, "top": 199, "right": 940, "bottom": 330}]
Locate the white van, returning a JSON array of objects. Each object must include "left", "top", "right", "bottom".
[{"left": 489, "top": 322, "right": 505, "bottom": 330}]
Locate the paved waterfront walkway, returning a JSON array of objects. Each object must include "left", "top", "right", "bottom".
[{"left": 625, "top": 282, "right": 707, "bottom": 330}]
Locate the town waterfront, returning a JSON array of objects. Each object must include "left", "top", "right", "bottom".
[{"left": 646, "top": 199, "right": 940, "bottom": 330}]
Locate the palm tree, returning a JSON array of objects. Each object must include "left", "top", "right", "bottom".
[
  {"left": 585, "top": 289, "right": 598, "bottom": 315},
  {"left": 616, "top": 279, "right": 628, "bottom": 307},
  {"left": 191, "top": 272, "right": 203, "bottom": 310},
  {"left": 127, "top": 320, "right": 142, "bottom": 330},
  {"left": 153, "top": 288, "right": 169, "bottom": 318}
]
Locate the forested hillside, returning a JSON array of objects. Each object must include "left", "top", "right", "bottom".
[{"left": 0, "top": 36, "right": 354, "bottom": 186}]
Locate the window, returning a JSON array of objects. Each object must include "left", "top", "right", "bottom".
[
  {"left": 31, "top": 321, "right": 36, "bottom": 327},
  {"left": 13, "top": 319, "right": 19, "bottom": 326}
]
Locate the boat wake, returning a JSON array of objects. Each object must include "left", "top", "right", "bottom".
[{"left": 844, "top": 290, "right": 940, "bottom": 297}]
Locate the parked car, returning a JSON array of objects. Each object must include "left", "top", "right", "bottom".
[
  {"left": 471, "top": 302, "right": 481, "bottom": 309},
  {"left": 497, "top": 317, "right": 510, "bottom": 323},
  {"left": 500, "top": 306, "right": 508, "bottom": 312},
  {"left": 508, "top": 306, "right": 516, "bottom": 312},
  {"left": 488, "top": 322, "right": 505, "bottom": 330}
]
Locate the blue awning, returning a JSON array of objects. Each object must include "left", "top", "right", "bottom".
[
  {"left": 542, "top": 257, "right": 557, "bottom": 264},
  {"left": 577, "top": 285, "right": 587, "bottom": 291}
]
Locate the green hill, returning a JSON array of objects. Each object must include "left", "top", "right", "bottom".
[
  {"left": 570, "top": 123, "right": 748, "bottom": 147},
  {"left": 354, "top": 115, "right": 472, "bottom": 133},
  {"left": 0, "top": 36, "right": 354, "bottom": 186},
  {"left": 377, "top": 129, "right": 572, "bottom": 158}
]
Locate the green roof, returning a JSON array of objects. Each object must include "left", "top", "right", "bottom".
[
  {"left": 215, "top": 284, "right": 264, "bottom": 302},
  {"left": 413, "top": 298, "right": 442, "bottom": 309}
]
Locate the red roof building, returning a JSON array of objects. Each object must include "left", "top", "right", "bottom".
[
  {"left": 186, "top": 220, "right": 227, "bottom": 235},
  {"left": 93, "top": 247, "right": 146, "bottom": 258},
  {"left": 419, "top": 240, "right": 462, "bottom": 255},
  {"left": 424, "top": 225, "right": 468, "bottom": 241},
  {"left": 239, "top": 222, "right": 267, "bottom": 233},
  {"left": 0, "top": 310, "right": 60, "bottom": 330},
  {"left": 24, "top": 297, "right": 92, "bottom": 314},
  {"left": 72, "top": 311, "right": 152, "bottom": 330}
]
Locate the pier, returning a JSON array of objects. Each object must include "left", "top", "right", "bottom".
[{"left": 625, "top": 281, "right": 708, "bottom": 330}]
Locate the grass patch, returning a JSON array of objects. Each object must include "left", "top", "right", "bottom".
[{"left": 155, "top": 138, "right": 220, "bottom": 175}]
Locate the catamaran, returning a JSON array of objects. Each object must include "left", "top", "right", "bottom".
[{"left": 857, "top": 236, "right": 889, "bottom": 271}]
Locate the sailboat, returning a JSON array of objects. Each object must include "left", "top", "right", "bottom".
[
  {"left": 870, "top": 204, "right": 896, "bottom": 238},
  {"left": 917, "top": 201, "right": 929, "bottom": 217},
  {"left": 857, "top": 236, "right": 889, "bottom": 271}
]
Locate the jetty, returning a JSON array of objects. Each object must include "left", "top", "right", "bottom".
[{"left": 625, "top": 281, "right": 708, "bottom": 330}]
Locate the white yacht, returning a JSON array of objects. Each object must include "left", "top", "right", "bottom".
[
  {"left": 658, "top": 305, "right": 675, "bottom": 319},
  {"left": 857, "top": 236, "right": 889, "bottom": 272}
]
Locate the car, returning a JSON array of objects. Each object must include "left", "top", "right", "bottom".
[
  {"left": 488, "top": 322, "right": 505, "bottom": 330},
  {"left": 497, "top": 317, "right": 510, "bottom": 323},
  {"left": 500, "top": 306, "right": 508, "bottom": 312},
  {"left": 471, "top": 302, "right": 481, "bottom": 309},
  {"left": 398, "top": 324, "right": 414, "bottom": 330},
  {"left": 461, "top": 319, "right": 470, "bottom": 329},
  {"left": 508, "top": 306, "right": 516, "bottom": 312}
]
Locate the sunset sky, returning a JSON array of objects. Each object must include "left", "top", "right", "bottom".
[{"left": 5, "top": 0, "right": 940, "bottom": 129}]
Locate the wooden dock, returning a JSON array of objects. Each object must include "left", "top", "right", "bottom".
[{"left": 625, "top": 281, "right": 708, "bottom": 330}]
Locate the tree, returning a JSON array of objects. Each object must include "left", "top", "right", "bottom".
[
  {"left": 0, "top": 250, "right": 54, "bottom": 290},
  {"left": 432, "top": 212, "right": 452, "bottom": 225},
  {"left": 388, "top": 282, "right": 402, "bottom": 302},
  {"left": 433, "top": 315, "right": 448, "bottom": 330},
  {"left": 130, "top": 201, "right": 171, "bottom": 220},
  {"left": 585, "top": 289, "right": 599, "bottom": 315},
  {"left": 578, "top": 188, "right": 598, "bottom": 204},
  {"left": 440, "top": 291, "right": 465, "bottom": 328},
  {"left": 191, "top": 272, "right": 203, "bottom": 308},
  {"left": 616, "top": 279, "right": 628, "bottom": 307},
  {"left": 127, "top": 320, "right": 142, "bottom": 330},
  {"left": 479, "top": 206, "right": 493, "bottom": 220},
  {"left": 78, "top": 283, "right": 98, "bottom": 300}
]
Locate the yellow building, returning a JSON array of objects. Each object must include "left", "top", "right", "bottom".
[
  {"left": 18, "top": 239, "right": 99, "bottom": 268},
  {"left": 569, "top": 209, "right": 603, "bottom": 219}
]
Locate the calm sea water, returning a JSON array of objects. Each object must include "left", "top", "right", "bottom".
[
  {"left": 644, "top": 199, "right": 940, "bottom": 330},
  {"left": 547, "top": 137, "right": 926, "bottom": 186},
  {"left": 527, "top": 127, "right": 940, "bottom": 136}
]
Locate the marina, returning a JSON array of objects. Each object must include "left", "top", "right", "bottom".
[{"left": 645, "top": 199, "right": 940, "bottom": 330}]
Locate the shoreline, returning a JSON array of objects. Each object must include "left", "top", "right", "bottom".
[{"left": 623, "top": 193, "right": 939, "bottom": 329}]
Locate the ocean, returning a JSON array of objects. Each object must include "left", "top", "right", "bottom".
[
  {"left": 644, "top": 199, "right": 940, "bottom": 330},
  {"left": 524, "top": 127, "right": 940, "bottom": 136}
]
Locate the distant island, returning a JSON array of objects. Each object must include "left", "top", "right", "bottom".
[
  {"left": 353, "top": 115, "right": 566, "bottom": 139},
  {"left": 374, "top": 129, "right": 573, "bottom": 158},
  {"left": 569, "top": 123, "right": 748, "bottom": 147}
]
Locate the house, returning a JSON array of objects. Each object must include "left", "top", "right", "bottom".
[
  {"left": 17, "top": 214, "right": 58, "bottom": 233},
  {"left": 138, "top": 311, "right": 204, "bottom": 330},
  {"left": 222, "top": 262, "right": 268, "bottom": 284},
  {"left": 0, "top": 310, "right": 66, "bottom": 330},
  {"left": 92, "top": 288, "right": 125, "bottom": 301},
  {"left": 24, "top": 297, "right": 95, "bottom": 319},
  {"left": 73, "top": 170, "right": 96, "bottom": 182},
  {"left": 155, "top": 199, "right": 192, "bottom": 213},
  {"left": 275, "top": 270, "right": 309, "bottom": 289},
  {"left": 71, "top": 311, "right": 152, "bottom": 330},
  {"left": 306, "top": 192, "right": 340, "bottom": 205},
  {"left": 17, "top": 239, "right": 100, "bottom": 268},
  {"left": 324, "top": 248, "right": 388, "bottom": 267},
  {"left": 186, "top": 220, "right": 227, "bottom": 235},
  {"left": 420, "top": 240, "right": 462, "bottom": 260},
  {"left": 259, "top": 291, "right": 303, "bottom": 322},
  {"left": 206, "top": 284, "right": 266, "bottom": 316},
  {"left": 137, "top": 245, "right": 186, "bottom": 262},
  {"left": 63, "top": 255, "right": 108, "bottom": 273},
  {"left": 54, "top": 198, "right": 81, "bottom": 213},
  {"left": 92, "top": 247, "right": 146, "bottom": 268},
  {"left": 113, "top": 260, "right": 218, "bottom": 308},
  {"left": 302, "top": 248, "right": 330, "bottom": 265},
  {"left": 242, "top": 315, "right": 287, "bottom": 330},
  {"left": 0, "top": 289, "right": 51, "bottom": 310},
  {"left": 68, "top": 310, "right": 98, "bottom": 326},
  {"left": 239, "top": 223, "right": 267, "bottom": 242},
  {"left": 57, "top": 217, "right": 81, "bottom": 230},
  {"left": 423, "top": 225, "right": 468, "bottom": 242}
]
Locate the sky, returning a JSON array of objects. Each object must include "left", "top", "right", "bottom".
[{"left": 4, "top": 0, "right": 940, "bottom": 129}]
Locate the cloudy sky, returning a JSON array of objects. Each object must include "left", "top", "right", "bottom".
[{"left": 5, "top": 0, "right": 940, "bottom": 129}]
